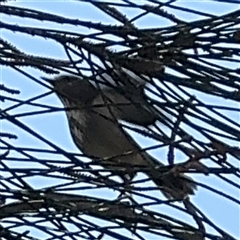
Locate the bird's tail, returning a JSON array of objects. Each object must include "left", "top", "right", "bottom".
[{"left": 140, "top": 153, "right": 197, "bottom": 200}]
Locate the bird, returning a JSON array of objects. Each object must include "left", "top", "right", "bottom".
[{"left": 45, "top": 74, "right": 196, "bottom": 200}]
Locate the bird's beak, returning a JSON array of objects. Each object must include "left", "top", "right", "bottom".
[{"left": 41, "top": 77, "right": 55, "bottom": 86}]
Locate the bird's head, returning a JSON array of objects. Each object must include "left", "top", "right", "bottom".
[{"left": 43, "top": 75, "right": 98, "bottom": 106}]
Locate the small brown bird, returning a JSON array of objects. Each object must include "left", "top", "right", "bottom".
[{"left": 46, "top": 74, "right": 196, "bottom": 199}]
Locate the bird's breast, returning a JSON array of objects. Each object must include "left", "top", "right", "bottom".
[{"left": 62, "top": 97, "right": 148, "bottom": 170}]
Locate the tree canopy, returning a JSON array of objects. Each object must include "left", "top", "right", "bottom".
[{"left": 0, "top": 1, "right": 239, "bottom": 239}]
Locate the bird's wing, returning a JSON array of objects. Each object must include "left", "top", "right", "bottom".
[{"left": 88, "top": 93, "right": 196, "bottom": 199}]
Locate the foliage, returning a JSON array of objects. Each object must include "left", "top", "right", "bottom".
[{"left": 0, "top": 0, "right": 239, "bottom": 239}]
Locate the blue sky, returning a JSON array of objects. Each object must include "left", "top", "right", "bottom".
[{"left": 1, "top": 1, "right": 239, "bottom": 239}]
